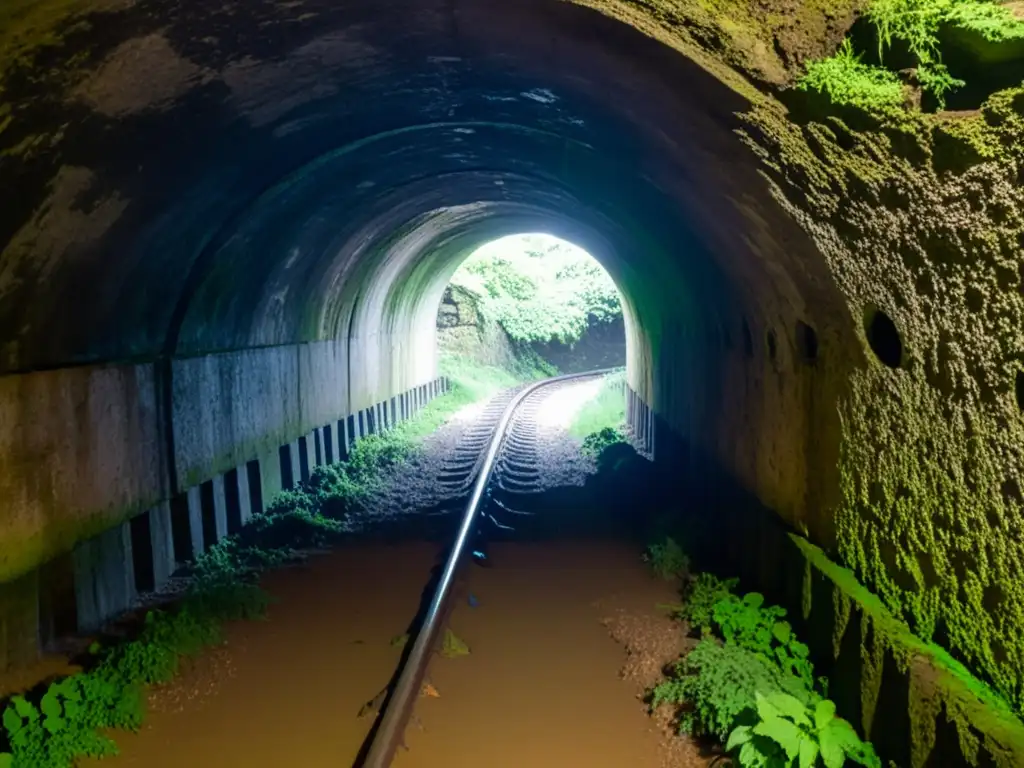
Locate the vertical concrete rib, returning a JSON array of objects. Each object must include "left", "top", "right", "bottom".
[
  {"left": 211, "top": 474, "right": 229, "bottom": 542},
  {"left": 72, "top": 522, "right": 136, "bottom": 633},
  {"left": 236, "top": 464, "right": 254, "bottom": 526},
  {"left": 259, "top": 449, "right": 281, "bottom": 509},
  {"left": 149, "top": 500, "right": 176, "bottom": 589},
  {"left": 186, "top": 485, "right": 205, "bottom": 559}
]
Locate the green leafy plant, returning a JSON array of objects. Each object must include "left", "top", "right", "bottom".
[
  {"left": 1, "top": 570, "right": 267, "bottom": 767},
  {"left": 580, "top": 425, "right": 628, "bottom": 458},
  {"left": 797, "top": 40, "right": 905, "bottom": 111},
  {"left": 866, "top": 0, "right": 1024, "bottom": 107},
  {"left": 727, "top": 693, "right": 881, "bottom": 768},
  {"left": 713, "top": 592, "right": 817, "bottom": 690},
  {"left": 668, "top": 572, "right": 740, "bottom": 634},
  {"left": 650, "top": 639, "right": 814, "bottom": 741},
  {"left": 449, "top": 233, "right": 621, "bottom": 345},
  {"left": 2, "top": 670, "right": 144, "bottom": 767},
  {"left": 643, "top": 536, "right": 690, "bottom": 581}
]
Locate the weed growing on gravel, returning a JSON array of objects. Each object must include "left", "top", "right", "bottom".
[
  {"left": 580, "top": 426, "right": 628, "bottom": 459},
  {"left": 652, "top": 639, "right": 814, "bottom": 741},
  {"left": 662, "top": 572, "right": 739, "bottom": 634},
  {"left": 643, "top": 536, "right": 690, "bottom": 581},
  {"left": 713, "top": 592, "right": 817, "bottom": 691}
]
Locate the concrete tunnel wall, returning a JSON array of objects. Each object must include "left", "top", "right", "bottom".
[{"left": 0, "top": 0, "right": 859, "bottom": 661}]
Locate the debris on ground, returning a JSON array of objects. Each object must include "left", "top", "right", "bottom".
[{"left": 440, "top": 628, "right": 470, "bottom": 658}]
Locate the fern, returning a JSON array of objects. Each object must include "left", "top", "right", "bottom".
[
  {"left": 867, "top": 0, "right": 1024, "bottom": 107},
  {"left": 797, "top": 40, "right": 905, "bottom": 111}
]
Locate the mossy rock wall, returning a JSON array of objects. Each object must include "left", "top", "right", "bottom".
[
  {"left": 610, "top": 0, "right": 1024, "bottom": 725},
  {"left": 663, "top": 428, "right": 1024, "bottom": 767},
  {"left": 736, "top": 89, "right": 1024, "bottom": 721},
  {"left": 436, "top": 286, "right": 519, "bottom": 369}
]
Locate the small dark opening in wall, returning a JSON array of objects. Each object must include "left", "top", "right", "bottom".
[
  {"left": 766, "top": 329, "right": 778, "bottom": 362},
  {"left": 741, "top": 318, "right": 753, "bottom": 358},
  {"left": 1016, "top": 370, "right": 1024, "bottom": 412},
  {"left": 796, "top": 321, "right": 819, "bottom": 363},
  {"left": 865, "top": 309, "right": 903, "bottom": 369},
  {"left": 129, "top": 513, "right": 155, "bottom": 593}
]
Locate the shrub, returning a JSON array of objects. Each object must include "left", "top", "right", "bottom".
[
  {"left": 650, "top": 639, "right": 814, "bottom": 741},
  {"left": 669, "top": 572, "right": 740, "bottom": 634},
  {"left": 713, "top": 592, "right": 817, "bottom": 691},
  {"left": 580, "top": 426, "right": 628, "bottom": 459},
  {"left": 727, "top": 693, "right": 881, "bottom": 768},
  {"left": 643, "top": 537, "right": 690, "bottom": 581},
  {"left": 0, "top": 598, "right": 248, "bottom": 768}
]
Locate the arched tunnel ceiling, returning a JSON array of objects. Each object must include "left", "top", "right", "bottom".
[{"left": 0, "top": 0, "right": 851, "bottom": 376}]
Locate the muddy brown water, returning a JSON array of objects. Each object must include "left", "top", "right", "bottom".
[{"left": 81, "top": 540, "right": 686, "bottom": 768}]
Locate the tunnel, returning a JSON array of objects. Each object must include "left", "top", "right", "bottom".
[{"left": 2, "top": 0, "right": 1024, "bottom": 766}]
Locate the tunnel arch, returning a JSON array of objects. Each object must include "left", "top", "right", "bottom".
[{"left": 0, "top": 0, "right": 861, "bottom": 585}]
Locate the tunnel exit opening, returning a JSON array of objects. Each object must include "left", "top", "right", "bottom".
[{"left": 434, "top": 232, "right": 627, "bottom": 436}]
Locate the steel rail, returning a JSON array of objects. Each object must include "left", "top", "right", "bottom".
[{"left": 359, "top": 367, "right": 617, "bottom": 768}]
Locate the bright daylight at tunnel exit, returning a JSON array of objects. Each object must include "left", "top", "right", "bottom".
[{"left": 2, "top": 0, "right": 1024, "bottom": 766}]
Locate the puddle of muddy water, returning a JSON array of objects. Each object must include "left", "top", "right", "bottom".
[{"left": 79, "top": 540, "right": 701, "bottom": 768}]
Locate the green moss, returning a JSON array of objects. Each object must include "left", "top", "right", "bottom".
[
  {"left": 737, "top": 73, "right": 1024, "bottom": 739},
  {"left": 832, "top": 588, "right": 852, "bottom": 660},
  {"left": 0, "top": 0, "right": 118, "bottom": 71},
  {"left": 793, "top": 535, "right": 1024, "bottom": 766}
]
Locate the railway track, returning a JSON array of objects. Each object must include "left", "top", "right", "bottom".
[{"left": 358, "top": 368, "right": 616, "bottom": 768}]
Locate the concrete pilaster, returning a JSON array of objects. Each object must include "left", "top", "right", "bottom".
[
  {"left": 72, "top": 522, "right": 136, "bottom": 633},
  {"left": 236, "top": 465, "right": 253, "bottom": 526},
  {"left": 211, "top": 475, "right": 229, "bottom": 542},
  {"left": 259, "top": 448, "right": 281, "bottom": 510},
  {"left": 186, "top": 485, "right": 205, "bottom": 558},
  {"left": 327, "top": 423, "right": 339, "bottom": 464},
  {"left": 149, "top": 500, "right": 176, "bottom": 588},
  {"left": 300, "top": 434, "right": 314, "bottom": 481}
]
